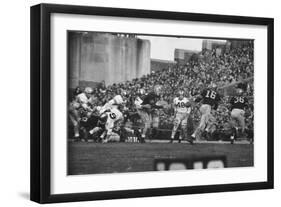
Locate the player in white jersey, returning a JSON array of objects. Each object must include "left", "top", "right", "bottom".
[
  {"left": 76, "top": 87, "right": 94, "bottom": 112},
  {"left": 170, "top": 90, "right": 192, "bottom": 143},
  {"left": 70, "top": 87, "right": 94, "bottom": 140},
  {"left": 99, "top": 94, "right": 124, "bottom": 114},
  {"left": 100, "top": 107, "right": 124, "bottom": 143},
  {"left": 89, "top": 106, "right": 124, "bottom": 142},
  {"left": 91, "top": 91, "right": 126, "bottom": 142}
]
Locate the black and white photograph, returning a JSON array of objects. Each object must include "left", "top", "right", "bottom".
[
  {"left": 29, "top": 2, "right": 274, "bottom": 203},
  {"left": 67, "top": 31, "right": 254, "bottom": 175}
]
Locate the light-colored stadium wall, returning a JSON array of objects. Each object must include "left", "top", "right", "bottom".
[
  {"left": 68, "top": 32, "right": 151, "bottom": 89},
  {"left": 68, "top": 32, "right": 81, "bottom": 88}
]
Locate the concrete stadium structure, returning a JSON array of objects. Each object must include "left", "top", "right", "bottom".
[
  {"left": 68, "top": 32, "right": 151, "bottom": 88},
  {"left": 174, "top": 49, "right": 200, "bottom": 65},
  {"left": 150, "top": 58, "right": 176, "bottom": 73}
]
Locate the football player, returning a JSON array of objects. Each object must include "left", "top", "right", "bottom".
[
  {"left": 229, "top": 88, "right": 248, "bottom": 144},
  {"left": 88, "top": 106, "right": 107, "bottom": 142},
  {"left": 69, "top": 87, "right": 94, "bottom": 140},
  {"left": 99, "top": 90, "right": 126, "bottom": 114},
  {"left": 73, "top": 86, "right": 82, "bottom": 96},
  {"left": 134, "top": 88, "right": 146, "bottom": 110},
  {"left": 138, "top": 85, "right": 163, "bottom": 142},
  {"left": 79, "top": 108, "right": 100, "bottom": 142},
  {"left": 170, "top": 90, "right": 192, "bottom": 143},
  {"left": 68, "top": 98, "right": 81, "bottom": 140},
  {"left": 191, "top": 83, "right": 221, "bottom": 140},
  {"left": 100, "top": 107, "right": 124, "bottom": 143},
  {"left": 76, "top": 87, "right": 95, "bottom": 112}
]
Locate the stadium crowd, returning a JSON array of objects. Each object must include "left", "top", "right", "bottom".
[{"left": 69, "top": 43, "right": 254, "bottom": 141}]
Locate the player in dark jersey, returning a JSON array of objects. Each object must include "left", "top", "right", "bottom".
[
  {"left": 229, "top": 88, "right": 248, "bottom": 144},
  {"left": 88, "top": 108, "right": 110, "bottom": 142},
  {"left": 191, "top": 83, "right": 221, "bottom": 141},
  {"left": 138, "top": 85, "right": 163, "bottom": 142},
  {"left": 200, "top": 88, "right": 221, "bottom": 110},
  {"left": 79, "top": 111, "right": 100, "bottom": 142}
]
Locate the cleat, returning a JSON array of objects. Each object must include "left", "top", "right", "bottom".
[
  {"left": 73, "top": 136, "right": 80, "bottom": 142},
  {"left": 187, "top": 137, "right": 194, "bottom": 145},
  {"left": 140, "top": 137, "right": 146, "bottom": 143},
  {"left": 249, "top": 138, "right": 254, "bottom": 144},
  {"left": 191, "top": 134, "right": 196, "bottom": 140},
  {"left": 230, "top": 135, "right": 235, "bottom": 144}
]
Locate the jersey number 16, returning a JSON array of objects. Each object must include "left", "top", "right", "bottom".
[{"left": 205, "top": 90, "right": 217, "bottom": 99}]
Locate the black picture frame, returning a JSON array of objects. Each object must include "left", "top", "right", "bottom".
[{"left": 30, "top": 3, "right": 274, "bottom": 204}]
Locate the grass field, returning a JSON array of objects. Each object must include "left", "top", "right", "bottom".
[{"left": 67, "top": 141, "right": 253, "bottom": 175}]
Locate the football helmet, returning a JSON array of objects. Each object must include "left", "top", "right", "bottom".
[
  {"left": 84, "top": 87, "right": 93, "bottom": 94},
  {"left": 74, "top": 87, "right": 82, "bottom": 95},
  {"left": 99, "top": 112, "right": 108, "bottom": 123},
  {"left": 138, "top": 88, "right": 146, "bottom": 96},
  {"left": 153, "top": 85, "right": 162, "bottom": 95},
  {"left": 209, "top": 82, "right": 217, "bottom": 89},
  {"left": 236, "top": 88, "right": 244, "bottom": 95},
  {"left": 178, "top": 90, "right": 185, "bottom": 99}
]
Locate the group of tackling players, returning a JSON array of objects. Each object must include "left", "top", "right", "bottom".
[
  {"left": 69, "top": 87, "right": 128, "bottom": 143},
  {"left": 69, "top": 82, "right": 250, "bottom": 144}
]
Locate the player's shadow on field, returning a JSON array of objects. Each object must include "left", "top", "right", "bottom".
[{"left": 18, "top": 192, "right": 29, "bottom": 200}]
